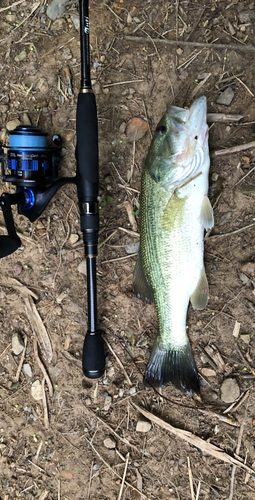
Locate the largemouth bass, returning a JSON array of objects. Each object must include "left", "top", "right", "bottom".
[{"left": 133, "top": 96, "right": 214, "bottom": 394}]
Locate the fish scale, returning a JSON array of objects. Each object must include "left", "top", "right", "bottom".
[{"left": 133, "top": 96, "right": 214, "bottom": 394}]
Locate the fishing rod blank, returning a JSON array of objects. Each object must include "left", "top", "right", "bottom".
[{"left": 76, "top": 0, "right": 105, "bottom": 378}]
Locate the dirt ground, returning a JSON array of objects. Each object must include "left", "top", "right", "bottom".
[{"left": 1, "top": 0, "right": 255, "bottom": 499}]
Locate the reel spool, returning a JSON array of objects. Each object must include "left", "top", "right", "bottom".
[
  {"left": 2, "top": 125, "right": 61, "bottom": 187},
  {"left": 0, "top": 125, "right": 73, "bottom": 257}
]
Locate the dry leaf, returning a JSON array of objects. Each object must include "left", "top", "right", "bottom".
[{"left": 126, "top": 117, "right": 149, "bottom": 143}]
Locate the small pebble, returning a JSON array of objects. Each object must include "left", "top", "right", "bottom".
[
  {"left": 12, "top": 332, "right": 24, "bottom": 355},
  {"left": 77, "top": 260, "right": 87, "bottom": 276},
  {"left": 125, "top": 240, "right": 140, "bottom": 254},
  {"left": 217, "top": 87, "right": 235, "bottom": 106},
  {"left": 69, "top": 234, "right": 79, "bottom": 245},
  {"left": 211, "top": 173, "right": 219, "bottom": 181},
  {"left": 70, "top": 14, "right": 80, "bottom": 31},
  {"left": 129, "top": 387, "right": 136, "bottom": 396},
  {"left": 93, "top": 464, "right": 101, "bottom": 471},
  {"left": 136, "top": 418, "right": 151, "bottom": 433},
  {"left": 201, "top": 367, "right": 216, "bottom": 377},
  {"left": 31, "top": 380, "right": 43, "bottom": 401},
  {"left": 104, "top": 437, "right": 116, "bottom": 449},
  {"left": 46, "top": 0, "right": 69, "bottom": 21},
  {"left": 240, "top": 334, "right": 251, "bottom": 344},
  {"left": 241, "top": 262, "right": 255, "bottom": 277},
  {"left": 7, "top": 119, "right": 21, "bottom": 131},
  {"left": 14, "top": 50, "right": 27, "bottom": 63},
  {"left": 119, "top": 121, "right": 126, "bottom": 134},
  {"left": 103, "top": 394, "right": 112, "bottom": 411},
  {"left": 119, "top": 388, "right": 124, "bottom": 397},
  {"left": 23, "top": 363, "right": 32, "bottom": 377},
  {"left": 221, "top": 378, "right": 240, "bottom": 403}
]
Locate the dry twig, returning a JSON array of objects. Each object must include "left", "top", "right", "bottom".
[
  {"left": 212, "top": 141, "right": 255, "bottom": 157},
  {"left": 25, "top": 297, "right": 53, "bottom": 363},
  {"left": 229, "top": 405, "right": 247, "bottom": 500},
  {"left": 187, "top": 457, "right": 195, "bottom": 500},
  {"left": 14, "top": 335, "right": 28, "bottom": 382},
  {"left": 103, "top": 337, "right": 132, "bottom": 386},
  {"left": 133, "top": 404, "right": 254, "bottom": 473},
  {"left": 0, "top": 0, "right": 26, "bottom": 12},
  {"left": 125, "top": 35, "right": 255, "bottom": 52},
  {"left": 42, "top": 377, "right": 49, "bottom": 430},
  {"left": 33, "top": 338, "right": 53, "bottom": 397},
  {"left": 117, "top": 453, "right": 129, "bottom": 500}
]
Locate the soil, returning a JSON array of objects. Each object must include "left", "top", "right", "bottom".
[{"left": 1, "top": 1, "right": 255, "bottom": 499}]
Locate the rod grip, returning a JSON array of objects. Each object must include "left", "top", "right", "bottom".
[
  {"left": 82, "top": 332, "right": 105, "bottom": 379},
  {"left": 75, "top": 92, "right": 98, "bottom": 203}
]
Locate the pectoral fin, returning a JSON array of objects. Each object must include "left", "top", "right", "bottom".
[
  {"left": 200, "top": 196, "right": 214, "bottom": 230},
  {"left": 190, "top": 267, "right": 209, "bottom": 310},
  {"left": 161, "top": 193, "right": 186, "bottom": 231},
  {"left": 133, "top": 250, "right": 154, "bottom": 303}
]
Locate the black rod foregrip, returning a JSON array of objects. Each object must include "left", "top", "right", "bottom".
[{"left": 75, "top": 92, "right": 99, "bottom": 204}]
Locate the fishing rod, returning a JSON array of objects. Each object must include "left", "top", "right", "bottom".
[
  {"left": 76, "top": 0, "right": 105, "bottom": 378},
  {"left": 0, "top": 0, "right": 105, "bottom": 380}
]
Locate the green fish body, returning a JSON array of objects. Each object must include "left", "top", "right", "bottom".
[{"left": 133, "top": 96, "right": 214, "bottom": 394}]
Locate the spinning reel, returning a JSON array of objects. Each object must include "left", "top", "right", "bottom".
[{"left": 0, "top": 124, "right": 74, "bottom": 258}]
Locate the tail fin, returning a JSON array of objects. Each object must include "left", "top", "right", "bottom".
[{"left": 144, "top": 337, "right": 200, "bottom": 395}]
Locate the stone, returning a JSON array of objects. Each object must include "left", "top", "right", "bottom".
[
  {"left": 23, "top": 363, "right": 32, "bottom": 377},
  {"left": 14, "top": 50, "right": 27, "bottom": 63},
  {"left": 46, "top": 0, "right": 69, "bottom": 21},
  {"left": 103, "top": 394, "right": 112, "bottom": 411},
  {"left": 7, "top": 119, "right": 21, "bottom": 131},
  {"left": 77, "top": 259, "right": 87, "bottom": 275},
  {"left": 240, "top": 334, "right": 251, "bottom": 344},
  {"left": 217, "top": 87, "right": 235, "bottom": 106},
  {"left": 221, "top": 378, "right": 240, "bottom": 403},
  {"left": 201, "top": 367, "right": 216, "bottom": 377},
  {"left": 125, "top": 241, "right": 140, "bottom": 254},
  {"left": 104, "top": 437, "right": 116, "bottom": 449},
  {"left": 119, "top": 121, "right": 126, "bottom": 134},
  {"left": 69, "top": 234, "right": 79, "bottom": 244},
  {"left": 70, "top": 14, "right": 80, "bottom": 31},
  {"left": 241, "top": 262, "right": 255, "bottom": 277},
  {"left": 12, "top": 332, "right": 24, "bottom": 355},
  {"left": 136, "top": 417, "right": 152, "bottom": 433},
  {"left": 129, "top": 387, "right": 136, "bottom": 396},
  {"left": 31, "top": 380, "right": 43, "bottom": 401}
]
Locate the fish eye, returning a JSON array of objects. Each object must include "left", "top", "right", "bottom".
[
  {"left": 156, "top": 125, "right": 166, "bottom": 135},
  {"left": 194, "top": 135, "right": 198, "bottom": 140}
]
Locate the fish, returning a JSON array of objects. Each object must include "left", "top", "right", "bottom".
[{"left": 133, "top": 96, "right": 214, "bottom": 394}]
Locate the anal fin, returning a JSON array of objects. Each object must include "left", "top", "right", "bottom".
[
  {"left": 190, "top": 266, "right": 209, "bottom": 310},
  {"left": 133, "top": 250, "right": 154, "bottom": 303},
  {"left": 200, "top": 196, "right": 214, "bottom": 230}
]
